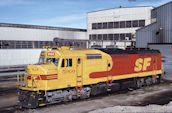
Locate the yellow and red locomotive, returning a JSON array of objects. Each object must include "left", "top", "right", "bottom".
[{"left": 17, "top": 46, "right": 163, "bottom": 108}]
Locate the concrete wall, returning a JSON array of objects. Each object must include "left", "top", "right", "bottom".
[
  {"left": 0, "top": 49, "right": 44, "bottom": 66},
  {"left": 0, "top": 27, "right": 87, "bottom": 41}
]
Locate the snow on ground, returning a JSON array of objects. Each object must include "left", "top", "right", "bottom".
[{"left": 89, "top": 102, "right": 172, "bottom": 113}]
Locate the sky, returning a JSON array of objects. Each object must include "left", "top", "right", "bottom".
[{"left": 0, "top": 0, "right": 171, "bottom": 29}]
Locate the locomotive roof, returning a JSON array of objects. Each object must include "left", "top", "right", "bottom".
[{"left": 97, "top": 48, "right": 160, "bottom": 54}]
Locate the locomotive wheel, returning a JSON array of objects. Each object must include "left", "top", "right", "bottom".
[
  {"left": 136, "top": 78, "right": 144, "bottom": 88},
  {"left": 145, "top": 77, "right": 153, "bottom": 86}
]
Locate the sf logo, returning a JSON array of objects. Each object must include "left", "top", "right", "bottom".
[{"left": 134, "top": 58, "right": 151, "bottom": 72}]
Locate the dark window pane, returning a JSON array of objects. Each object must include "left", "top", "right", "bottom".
[
  {"left": 126, "top": 21, "right": 131, "bottom": 28},
  {"left": 28, "top": 41, "right": 33, "bottom": 48},
  {"left": 16, "top": 41, "right": 21, "bottom": 48},
  {"left": 120, "top": 34, "right": 125, "bottom": 40},
  {"left": 92, "top": 23, "right": 97, "bottom": 29},
  {"left": 61, "top": 59, "right": 65, "bottom": 67},
  {"left": 39, "top": 41, "right": 44, "bottom": 48},
  {"left": 78, "top": 58, "right": 80, "bottom": 64},
  {"left": 133, "top": 20, "right": 138, "bottom": 27},
  {"left": 103, "top": 34, "right": 108, "bottom": 40},
  {"left": 103, "top": 22, "right": 108, "bottom": 29},
  {"left": 126, "top": 33, "right": 132, "bottom": 40},
  {"left": 139, "top": 20, "right": 145, "bottom": 27},
  {"left": 21, "top": 41, "right": 27, "bottom": 48},
  {"left": 67, "top": 59, "right": 72, "bottom": 67},
  {"left": 34, "top": 41, "right": 39, "bottom": 48},
  {"left": 98, "top": 34, "right": 102, "bottom": 40},
  {"left": 108, "top": 22, "right": 113, "bottom": 28},
  {"left": 120, "top": 21, "right": 125, "bottom": 28},
  {"left": 97, "top": 23, "right": 102, "bottom": 29},
  {"left": 8, "top": 41, "right": 15, "bottom": 48},
  {"left": 92, "top": 34, "right": 97, "bottom": 40},
  {"left": 0, "top": 41, "right": 2, "bottom": 49},
  {"left": 114, "top": 34, "right": 119, "bottom": 40},
  {"left": 108, "top": 34, "right": 113, "bottom": 40},
  {"left": 50, "top": 41, "right": 55, "bottom": 46},
  {"left": 151, "top": 9, "right": 157, "bottom": 18},
  {"left": 114, "top": 22, "right": 119, "bottom": 28},
  {"left": 45, "top": 41, "right": 49, "bottom": 46},
  {"left": 89, "top": 35, "right": 92, "bottom": 40}
]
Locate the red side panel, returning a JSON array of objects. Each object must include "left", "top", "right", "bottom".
[{"left": 90, "top": 53, "right": 161, "bottom": 78}]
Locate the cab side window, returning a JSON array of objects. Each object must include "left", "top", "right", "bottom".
[
  {"left": 61, "top": 59, "right": 65, "bottom": 67},
  {"left": 67, "top": 59, "right": 72, "bottom": 67},
  {"left": 61, "top": 58, "right": 72, "bottom": 67}
]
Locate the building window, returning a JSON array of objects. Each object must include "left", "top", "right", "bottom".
[
  {"left": 139, "top": 20, "right": 145, "bottom": 27},
  {"left": 28, "top": 41, "right": 33, "bottom": 48},
  {"left": 103, "top": 22, "right": 108, "bottom": 29},
  {"left": 103, "top": 34, "right": 108, "bottom": 40},
  {"left": 133, "top": 20, "right": 138, "bottom": 27},
  {"left": 108, "top": 34, "right": 113, "bottom": 40},
  {"left": 120, "top": 21, "right": 125, "bottom": 28},
  {"left": 126, "top": 33, "right": 132, "bottom": 40},
  {"left": 114, "top": 34, "right": 119, "bottom": 40},
  {"left": 92, "top": 34, "right": 97, "bottom": 40},
  {"left": 120, "top": 34, "right": 125, "bottom": 40},
  {"left": 108, "top": 22, "right": 113, "bottom": 29},
  {"left": 114, "top": 22, "right": 119, "bottom": 28},
  {"left": 126, "top": 21, "right": 131, "bottom": 28},
  {"left": 89, "top": 35, "right": 92, "bottom": 40},
  {"left": 92, "top": 23, "right": 97, "bottom": 29},
  {"left": 16, "top": 41, "right": 21, "bottom": 48},
  {"left": 151, "top": 9, "right": 157, "bottom": 19},
  {"left": 98, "top": 34, "right": 102, "bottom": 40},
  {"left": 97, "top": 23, "right": 102, "bottom": 29}
]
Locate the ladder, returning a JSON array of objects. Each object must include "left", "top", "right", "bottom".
[
  {"left": 75, "top": 59, "right": 83, "bottom": 97},
  {"left": 75, "top": 74, "right": 83, "bottom": 97}
]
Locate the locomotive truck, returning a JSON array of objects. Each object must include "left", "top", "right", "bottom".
[{"left": 17, "top": 46, "right": 163, "bottom": 108}]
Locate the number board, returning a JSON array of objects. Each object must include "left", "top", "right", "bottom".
[{"left": 47, "top": 52, "right": 55, "bottom": 56}]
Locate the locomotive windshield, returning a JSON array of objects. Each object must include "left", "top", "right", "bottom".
[
  {"left": 39, "top": 58, "right": 44, "bottom": 64},
  {"left": 46, "top": 58, "right": 59, "bottom": 66}
]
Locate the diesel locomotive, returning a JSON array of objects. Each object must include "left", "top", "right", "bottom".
[{"left": 17, "top": 46, "right": 163, "bottom": 108}]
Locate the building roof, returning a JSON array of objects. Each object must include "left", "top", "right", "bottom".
[
  {"left": 87, "top": 6, "right": 154, "bottom": 13},
  {"left": 136, "top": 22, "right": 157, "bottom": 31},
  {"left": 0, "top": 23, "right": 87, "bottom": 32},
  {"left": 152, "top": 1, "right": 172, "bottom": 10}
]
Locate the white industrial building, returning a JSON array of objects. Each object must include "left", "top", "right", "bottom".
[
  {"left": 0, "top": 23, "right": 87, "bottom": 66},
  {"left": 87, "top": 6, "right": 153, "bottom": 49}
]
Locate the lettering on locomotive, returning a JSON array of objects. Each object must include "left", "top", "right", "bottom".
[
  {"left": 47, "top": 52, "right": 55, "bottom": 56},
  {"left": 134, "top": 57, "right": 151, "bottom": 72}
]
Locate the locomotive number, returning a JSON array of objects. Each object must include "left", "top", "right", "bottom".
[{"left": 134, "top": 57, "right": 151, "bottom": 72}]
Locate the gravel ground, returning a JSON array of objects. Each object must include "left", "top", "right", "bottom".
[
  {"left": 12, "top": 82, "right": 172, "bottom": 113},
  {"left": 89, "top": 102, "right": 172, "bottom": 113}
]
